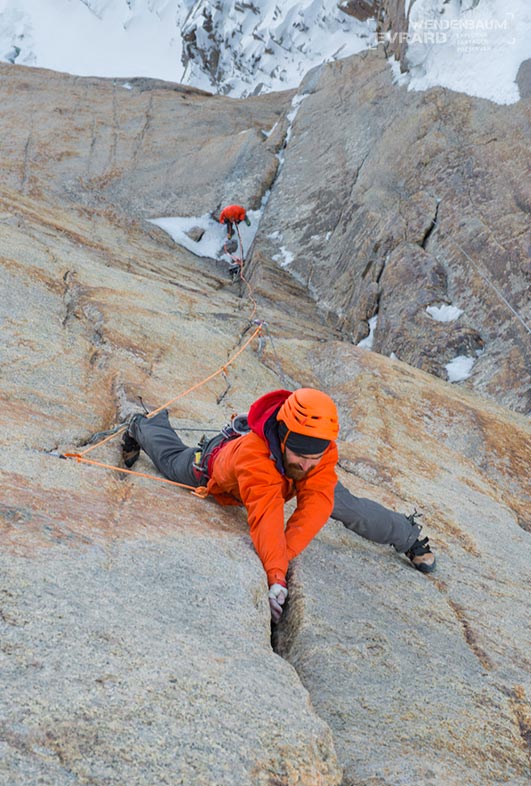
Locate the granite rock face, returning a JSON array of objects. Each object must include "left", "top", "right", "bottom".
[
  {"left": 275, "top": 345, "right": 531, "bottom": 785},
  {"left": 516, "top": 58, "right": 531, "bottom": 99},
  {"left": 251, "top": 49, "right": 531, "bottom": 414},
  {"left": 0, "top": 64, "right": 292, "bottom": 219},
  {"left": 376, "top": 0, "right": 408, "bottom": 64},
  {"left": 1, "top": 60, "right": 530, "bottom": 785},
  {"left": 339, "top": 1, "right": 379, "bottom": 22},
  {"left": 0, "top": 174, "right": 342, "bottom": 786}
]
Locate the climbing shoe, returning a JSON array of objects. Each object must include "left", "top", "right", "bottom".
[
  {"left": 121, "top": 431, "right": 140, "bottom": 468},
  {"left": 120, "top": 414, "right": 144, "bottom": 468},
  {"left": 406, "top": 536, "right": 436, "bottom": 574}
]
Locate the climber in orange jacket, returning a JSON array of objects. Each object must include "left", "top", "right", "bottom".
[
  {"left": 122, "top": 387, "right": 435, "bottom": 622},
  {"left": 219, "top": 204, "right": 251, "bottom": 239},
  {"left": 122, "top": 388, "right": 339, "bottom": 622}
]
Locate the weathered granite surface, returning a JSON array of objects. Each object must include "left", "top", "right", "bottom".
[
  {"left": 1, "top": 60, "right": 530, "bottom": 785},
  {"left": 0, "top": 63, "right": 293, "bottom": 218},
  {"left": 275, "top": 343, "right": 531, "bottom": 785},
  {"left": 0, "top": 184, "right": 342, "bottom": 784},
  {"left": 516, "top": 58, "right": 531, "bottom": 99},
  {"left": 339, "top": 1, "right": 379, "bottom": 22},
  {"left": 250, "top": 49, "right": 531, "bottom": 414},
  {"left": 376, "top": 0, "right": 408, "bottom": 64}
]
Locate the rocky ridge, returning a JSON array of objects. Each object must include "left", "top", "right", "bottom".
[{"left": 0, "top": 57, "right": 530, "bottom": 785}]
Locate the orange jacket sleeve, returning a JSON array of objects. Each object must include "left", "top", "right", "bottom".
[
  {"left": 207, "top": 434, "right": 337, "bottom": 586},
  {"left": 236, "top": 454, "right": 291, "bottom": 585}
]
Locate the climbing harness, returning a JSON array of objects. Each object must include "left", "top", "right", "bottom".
[{"left": 192, "top": 413, "right": 251, "bottom": 483}]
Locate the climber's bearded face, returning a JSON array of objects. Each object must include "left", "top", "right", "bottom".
[{"left": 282, "top": 446, "right": 326, "bottom": 481}]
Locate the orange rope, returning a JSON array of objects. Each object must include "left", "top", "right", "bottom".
[
  {"left": 224, "top": 225, "right": 258, "bottom": 323},
  {"left": 62, "top": 249, "right": 265, "bottom": 497},
  {"left": 78, "top": 322, "right": 263, "bottom": 457},
  {"left": 64, "top": 453, "right": 209, "bottom": 497},
  {"left": 148, "top": 325, "right": 260, "bottom": 416}
]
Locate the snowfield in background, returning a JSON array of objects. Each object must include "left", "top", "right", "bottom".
[
  {"left": 0, "top": 0, "right": 529, "bottom": 102},
  {"left": 0, "top": 0, "right": 186, "bottom": 83},
  {"left": 394, "top": 0, "right": 531, "bottom": 104},
  {"left": 0, "top": 0, "right": 373, "bottom": 95},
  {"left": 180, "top": 0, "right": 374, "bottom": 96}
]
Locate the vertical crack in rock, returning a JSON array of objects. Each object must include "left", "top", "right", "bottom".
[
  {"left": 447, "top": 598, "right": 492, "bottom": 671},
  {"left": 255, "top": 329, "right": 300, "bottom": 390},
  {"left": 21, "top": 128, "right": 33, "bottom": 194},
  {"left": 61, "top": 270, "right": 80, "bottom": 327},
  {"left": 270, "top": 572, "right": 344, "bottom": 784},
  {"left": 132, "top": 92, "right": 154, "bottom": 166},
  {"left": 88, "top": 115, "right": 98, "bottom": 179},
  {"left": 113, "top": 378, "right": 152, "bottom": 425},
  {"left": 61, "top": 270, "right": 111, "bottom": 370},
  {"left": 510, "top": 685, "right": 531, "bottom": 762},
  {"left": 420, "top": 199, "right": 440, "bottom": 251},
  {"left": 328, "top": 151, "right": 372, "bottom": 240},
  {"left": 109, "top": 79, "right": 120, "bottom": 171},
  {"left": 270, "top": 576, "right": 305, "bottom": 669}
]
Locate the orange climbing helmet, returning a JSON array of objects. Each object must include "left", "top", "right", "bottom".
[{"left": 276, "top": 388, "right": 339, "bottom": 442}]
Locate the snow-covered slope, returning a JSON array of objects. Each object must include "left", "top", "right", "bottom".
[
  {"left": 394, "top": 0, "right": 531, "bottom": 105},
  {"left": 180, "top": 0, "right": 374, "bottom": 96},
  {"left": 0, "top": 0, "right": 192, "bottom": 83},
  {"left": 0, "top": 0, "right": 374, "bottom": 96},
  {"left": 0, "top": 1, "right": 529, "bottom": 102}
]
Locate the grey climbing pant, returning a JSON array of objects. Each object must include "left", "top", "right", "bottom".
[
  {"left": 130, "top": 411, "right": 420, "bottom": 554},
  {"left": 331, "top": 481, "right": 420, "bottom": 553},
  {"left": 129, "top": 410, "right": 201, "bottom": 487}
]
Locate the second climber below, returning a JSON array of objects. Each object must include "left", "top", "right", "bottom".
[
  {"left": 121, "top": 388, "right": 435, "bottom": 624},
  {"left": 219, "top": 203, "right": 251, "bottom": 240}
]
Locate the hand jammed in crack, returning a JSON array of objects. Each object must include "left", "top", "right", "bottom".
[{"left": 268, "top": 584, "right": 288, "bottom": 623}]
